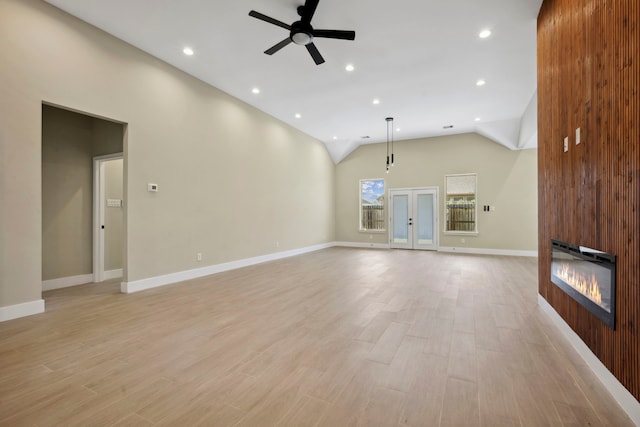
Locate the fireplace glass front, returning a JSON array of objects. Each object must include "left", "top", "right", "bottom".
[{"left": 551, "top": 239, "right": 616, "bottom": 329}]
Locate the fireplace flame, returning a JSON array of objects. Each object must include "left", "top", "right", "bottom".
[{"left": 555, "top": 263, "right": 602, "bottom": 305}]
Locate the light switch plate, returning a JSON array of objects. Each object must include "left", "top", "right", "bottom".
[{"left": 564, "top": 137, "right": 569, "bottom": 152}]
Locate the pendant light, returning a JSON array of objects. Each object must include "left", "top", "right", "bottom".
[{"left": 386, "top": 117, "right": 394, "bottom": 173}]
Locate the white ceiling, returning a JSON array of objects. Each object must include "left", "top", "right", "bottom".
[{"left": 43, "top": 0, "right": 542, "bottom": 163}]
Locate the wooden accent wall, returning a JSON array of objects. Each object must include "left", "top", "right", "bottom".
[{"left": 538, "top": 0, "right": 640, "bottom": 400}]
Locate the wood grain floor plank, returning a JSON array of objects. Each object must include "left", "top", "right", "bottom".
[
  {"left": 383, "top": 335, "right": 427, "bottom": 393},
  {"left": 357, "top": 386, "right": 405, "bottom": 427},
  {"left": 0, "top": 248, "right": 632, "bottom": 426},
  {"left": 511, "top": 372, "right": 564, "bottom": 426},
  {"left": 0, "top": 384, "right": 96, "bottom": 426},
  {"left": 440, "top": 377, "right": 480, "bottom": 427},
  {"left": 66, "top": 377, "right": 178, "bottom": 427},
  {"left": 231, "top": 365, "right": 316, "bottom": 427},
  {"left": 314, "top": 363, "right": 381, "bottom": 427},
  {"left": 108, "top": 413, "right": 155, "bottom": 427},
  {"left": 356, "top": 311, "right": 396, "bottom": 343},
  {"left": 275, "top": 395, "right": 328, "bottom": 427},
  {"left": 476, "top": 349, "right": 520, "bottom": 425},
  {"left": 399, "top": 353, "right": 449, "bottom": 426},
  {"left": 367, "top": 321, "right": 410, "bottom": 364}
]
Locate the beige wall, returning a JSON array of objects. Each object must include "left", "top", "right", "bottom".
[
  {"left": 93, "top": 119, "right": 125, "bottom": 158},
  {"left": 104, "top": 158, "right": 123, "bottom": 272},
  {"left": 336, "top": 133, "right": 538, "bottom": 251},
  {"left": 1, "top": 0, "right": 335, "bottom": 309},
  {"left": 41, "top": 106, "right": 93, "bottom": 280}
]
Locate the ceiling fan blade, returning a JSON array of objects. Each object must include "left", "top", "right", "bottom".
[
  {"left": 306, "top": 42, "right": 325, "bottom": 65},
  {"left": 249, "top": 10, "right": 291, "bottom": 30},
  {"left": 300, "top": 0, "right": 320, "bottom": 24},
  {"left": 265, "top": 38, "right": 293, "bottom": 55},
  {"left": 312, "top": 29, "right": 356, "bottom": 40}
]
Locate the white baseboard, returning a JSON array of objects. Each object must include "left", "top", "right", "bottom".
[
  {"left": 333, "top": 243, "right": 536, "bottom": 256},
  {"left": 104, "top": 269, "right": 123, "bottom": 280},
  {"left": 438, "top": 246, "right": 537, "bottom": 257},
  {"left": 334, "top": 241, "right": 390, "bottom": 249},
  {"left": 0, "top": 299, "right": 45, "bottom": 322},
  {"left": 42, "top": 274, "right": 93, "bottom": 291},
  {"left": 121, "top": 242, "right": 335, "bottom": 294},
  {"left": 538, "top": 295, "right": 640, "bottom": 426}
]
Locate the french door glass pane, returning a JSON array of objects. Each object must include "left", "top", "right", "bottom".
[
  {"left": 393, "top": 195, "right": 409, "bottom": 243},
  {"left": 417, "top": 194, "right": 433, "bottom": 245}
]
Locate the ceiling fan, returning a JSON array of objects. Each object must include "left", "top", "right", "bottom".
[{"left": 248, "top": 0, "right": 356, "bottom": 65}]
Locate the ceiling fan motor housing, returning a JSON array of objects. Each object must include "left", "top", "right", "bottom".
[{"left": 291, "top": 22, "right": 313, "bottom": 45}]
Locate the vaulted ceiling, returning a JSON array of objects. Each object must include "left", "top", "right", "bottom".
[{"left": 44, "top": 0, "right": 542, "bottom": 162}]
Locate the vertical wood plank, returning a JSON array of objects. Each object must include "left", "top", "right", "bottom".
[{"left": 538, "top": 0, "right": 640, "bottom": 402}]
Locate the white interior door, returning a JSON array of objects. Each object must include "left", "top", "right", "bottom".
[
  {"left": 93, "top": 153, "right": 123, "bottom": 282},
  {"left": 390, "top": 188, "right": 438, "bottom": 250}
]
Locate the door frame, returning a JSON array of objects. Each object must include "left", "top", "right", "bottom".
[
  {"left": 93, "top": 153, "right": 123, "bottom": 283},
  {"left": 389, "top": 186, "right": 439, "bottom": 250}
]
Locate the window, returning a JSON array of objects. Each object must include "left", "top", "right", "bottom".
[
  {"left": 359, "top": 179, "right": 385, "bottom": 231},
  {"left": 445, "top": 174, "right": 477, "bottom": 233}
]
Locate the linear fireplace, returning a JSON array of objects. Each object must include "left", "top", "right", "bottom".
[{"left": 551, "top": 239, "right": 616, "bottom": 329}]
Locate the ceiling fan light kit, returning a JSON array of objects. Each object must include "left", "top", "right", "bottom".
[
  {"left": 249, "top": 0, "right": 356, "bottom": 65},
  {"left": 291, "top": 31, "right": 312, "bottom": 46}
]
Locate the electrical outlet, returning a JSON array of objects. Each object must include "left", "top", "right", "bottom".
[{"left": 196, "top": 253, "right": 202, "bottom": 261}]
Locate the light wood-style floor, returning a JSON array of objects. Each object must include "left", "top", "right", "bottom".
[{"left": 0, "top": 248, "right": 634, "bottom": 426}]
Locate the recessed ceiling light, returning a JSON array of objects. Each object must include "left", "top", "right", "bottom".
[
  {"left": 373, "top": 99, "right": 380, "bottom": 105},
  {"left": 295, "top": 113, "right": 302, "bottom": 119},
  {"left": 396, "top": 128, "right": 401, "bottom": 132},
  {"left": 252, "top": 87, "right": 260, "bottom": 94},
  {"left": 475, "top": 117, "right": 481, "bottom": 122},
  {"left": 332, "top": 136, "right": 338, "bottom": 140},
  {"left": 183, "top": 47, "right": 194, "bottom": 56},
  {"left": 479, "top": 29, "right": 492, "bottom": 39},
  {"left": 345, "top": 64, "right": 355, "bottom": 72},
  {"left": 476, "top": 79, "right": 486, "bottom": 86}
]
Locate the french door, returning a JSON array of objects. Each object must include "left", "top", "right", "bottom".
[{"left": 389, "top": 187, "right": 438, "bottom": 250}]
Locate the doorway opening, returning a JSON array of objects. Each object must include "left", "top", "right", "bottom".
[
  {"left": 389, "top": 187, "right": 439, "bottom": 250},
  {"left": 41, "top": 104, "right": 126, "bottom": 291},
  {"left": 93, "top": 154, "right": 124, "bottom": 283}
]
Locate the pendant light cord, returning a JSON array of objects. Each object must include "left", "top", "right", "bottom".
[{"left": 386, "top": 117, "right": 394, "bottom": 172}]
